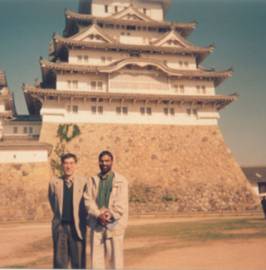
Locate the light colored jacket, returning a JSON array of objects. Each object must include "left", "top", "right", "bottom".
[
  {"left": 84, "top": 171, "right": 128, "bottom": 235},
  {"left": 48, "top": 175, "right": 88, "bottom": 240}
]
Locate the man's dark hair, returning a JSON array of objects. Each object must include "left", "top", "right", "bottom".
[
  {"left": 99, "top": 150, "right": 114, "bottom": 161},
  {"left": 61, "top": 153, "right": 78, "bottom": 163}
]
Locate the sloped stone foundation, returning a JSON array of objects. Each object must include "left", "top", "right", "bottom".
[
  {"left": 0, "top": 162, "right": 52, "bottom": 221},
  {"left": 39, "top": 123, "right": 259, "bottom": 214}
]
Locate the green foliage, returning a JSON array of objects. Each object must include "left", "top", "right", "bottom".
[
  {"left": 50, "top": 124, "right": 81, "bottom": 176},
  {"left": 57, "top": 124, "right": 81, "bottom": 142}
]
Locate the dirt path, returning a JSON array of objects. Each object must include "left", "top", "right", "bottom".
[
  {"left": 0, "top": 217, "right": 265, "bottom": 269},
  {"left": 130, "top": 239, "right": 266, "bottom": 270}
]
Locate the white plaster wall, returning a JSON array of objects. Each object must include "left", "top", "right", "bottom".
[
  {"left": 57, "top": 72, "right": 215, "bottom": 96},
  {"left": 3, "top": 122, "right": 41, "bottom": 137},
  {"left": 69, "top": 50, "right": 129, "bottom": 66},
  {"left": 0, "top": 150, "right": 48, "bottom": 164},
  {"left": 57, "top": 74, "right": 108, "bottom": 91},
  {"left": 41, "top": 100, "right": 219, "bottom": 126},
  {"left": 69, "top": 49, "right": 197, "bottom": 71},
  {"left": 91, "top": 0, "right": 164, "bottom": 21}
]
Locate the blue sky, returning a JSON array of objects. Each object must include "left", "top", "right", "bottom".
[{"left": 0, "top": 0, "right": 265, "bottom": 166}]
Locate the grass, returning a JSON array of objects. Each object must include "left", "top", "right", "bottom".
[
  {"left": 4, "top": 216, "right": 266, "bottom": 268},
  {"left": 126, "top": 218, "right": 266, "bottom": 241}
]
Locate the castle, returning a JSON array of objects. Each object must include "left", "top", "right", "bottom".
[{"left": 0, "top": 0, "right": 258, "bottom": 220}]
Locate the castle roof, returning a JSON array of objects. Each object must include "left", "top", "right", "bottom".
[
  {"left": 53, "top": 33, "right": 213, "bottom": 63},
  {"left": 64, "top": 9, "right": 196, "bottom": 37},
  {"left": 0, "top": 139, "right": 52, "bottom": 153},
  {"left": 40, "top": 58, "right": 232, "bottom": 86},
  {"left": 242, "top": 166, "right": 266, "bottom": 184},
  {"left": 24, "top": 84, "right": 237, "bottom": 111}
]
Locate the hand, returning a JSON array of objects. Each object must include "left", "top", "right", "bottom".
[
  {"left": 98, "top": 209, "right": 113, "bottom": 225},
  {"left": 103, "top": 210, "right": 113, "bottom": 223}
]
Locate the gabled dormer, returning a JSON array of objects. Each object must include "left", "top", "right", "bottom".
[
  {"left": 151, "top": 30, "right": 197, "bottom": 49},
  {"left": 110, "top": 5, "right": 155, "bottom": 22},
  {"left": 70, "top": 24, "right": 115, "bottom": 43}
]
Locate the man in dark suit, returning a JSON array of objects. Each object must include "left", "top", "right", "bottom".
[{"left": 48, "top": 153, "right": 87, "bottom": 269}]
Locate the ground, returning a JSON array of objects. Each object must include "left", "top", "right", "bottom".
[{"left": 1, "top": 215, "right": 266, "bottom": 269}]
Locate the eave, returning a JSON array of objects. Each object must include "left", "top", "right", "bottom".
[
  {"left": 52, "top": 34, "right": 213, "bottom": 63},
  {"left": 40, "top": 58, "right": 232, "bottom": 87},
  {"left": 23, "top": 84, "right": 237, "bottom": 111},
  {"left": 64, "top": 9, "right": 197, "bottom": 37}
]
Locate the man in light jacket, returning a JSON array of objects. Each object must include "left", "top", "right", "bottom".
[
  {"left": 84, "top": 150, "right": 128, "bottom": 270},
  {"left": 48, "top": 153, "right": 87, "bottom": 269}
]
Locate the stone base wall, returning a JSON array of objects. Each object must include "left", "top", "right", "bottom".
[
  {"left": 0, "top": 123, "right": 259, "bottom": 221},
  {"left": 0, "top": 162, "right": 52, "bottom": 221},
  {"left": 40, "top": 123, "right": 259, "bottom": 214}
]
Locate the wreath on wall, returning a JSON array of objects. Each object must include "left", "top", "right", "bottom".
[{"left": 57, "top": 124, "right": 81, "bottom": 142}]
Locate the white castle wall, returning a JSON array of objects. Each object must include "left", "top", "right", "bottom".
[
  {"left": 91, "top": 0, "right": 164, "bottom": 21},
  {"left": 56, "top": 73, "right": 215, "bottom": 96},
  {"left": 40, "top": 99, "right": 219, "bottom": 125},
  {"left": 69, "top": 50, "right": 197, "bottom": 70},
  {"left": 0, "top": 149, "right": 49, "bottom": 164},
  {"left": 3, "top": 122, "right": 41, "bottom": 137}
]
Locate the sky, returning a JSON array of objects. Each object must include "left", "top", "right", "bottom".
[{"left": 0, "top": 0, "right": 265, "bottom": 166}]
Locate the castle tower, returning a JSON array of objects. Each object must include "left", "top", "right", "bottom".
[{"left": 23, "top": 0, "right": 257, "bottom": 213}]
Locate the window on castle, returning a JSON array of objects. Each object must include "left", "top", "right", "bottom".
[
  {"left": 13, "top": 127, "right": 18, "bottom": 134},
  {"left": 98, "top": 106, "right": 103, "bottom": 114},
  {"left": 105, "top": 5, "right": 108, "bottom": 13},
  {"left": 78, "top": 55, "right": 82, "bottom": 62},
  {"left": 114, "top": 6, "right": 118, "bottom": 13},
  {"left": 101, "top": 57, "right": 106, "bottom": 64},
  {"left": 122, "top": 107, "right": 128, "bottom": 115},
  {"left": 187, "top": 108, "right": 192, "bottom": 115},
  {"left": 196, "top": 85, "right": 207, "bottom": 94},
  {"left": 91, "top": 106, "right": 103, "bottom": 114},
  {"left": 164, "top": 108, "right": 175, "bottom": 116},
  {"left": 29, "top": 127, "right": 33, "bottom": 134},
  {"left": 127, "top": 25, "right": 136, "bottom": 31},
  {"left": 116, "top": 107, "right": 121, "bottom": 114},
  {"left": 91, "top": 81, "right": 97, "bottom": 91},
  {"left": 68, "top": 80, "right": 78, "bottom": 89},
  {"left": 91, "top": 81, "right": 104, "bottom": 91},
  {"left": 72, "top": 105, "right": 79, "bottom": 113},
  {"left": 91, "top": 106, "right": 97, "bottom": 114},
  {"left": 173, "top": 84, "right": 185, "bottom": 94},
  {"left": 23, "top": 127, "right": 28, "bottom": 134},
  {"left": 147, "top": 108, "right": 152, "bottom": 115},
  {"left": 97, "top": 81, "right": 103, "bottom": 91},
  {"left": 73, "top": 81, "right": 78, "bottom": 89},
  {"left": 84, "top": 56, "right": 89, "bottom": 63},
  {"left": 116, "top": 106, "right": 128, "bottom": 115},
  {"left": 140, "top": 107, "right": 145, "bottom": 115},
  {"left": 143, "top": 8, "right": 147, "bottom": 15},
  {"left": 170, "top": 108, "right": 175, "bottom": 115}
]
